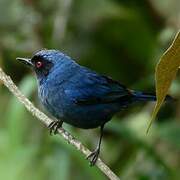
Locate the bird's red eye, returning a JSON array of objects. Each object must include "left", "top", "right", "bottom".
[{"left": 36, "top": 61, "right": 43, "bottom": 68}]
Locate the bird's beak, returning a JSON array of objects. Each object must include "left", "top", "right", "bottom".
[{"left": 16, "top": 57, "right": 33, "bottom": 67}]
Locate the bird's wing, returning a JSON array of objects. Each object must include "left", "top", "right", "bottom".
[{"left": 65, "top": 67, "right": 132, "bottom": 105}]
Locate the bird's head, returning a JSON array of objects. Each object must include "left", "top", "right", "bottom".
[{"left": 17, "top": 49, "right": 71, "bottom": 78}]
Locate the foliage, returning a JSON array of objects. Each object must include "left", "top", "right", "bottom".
[{"left": 147, "top": 31, "right": 180, "bottom": 133}]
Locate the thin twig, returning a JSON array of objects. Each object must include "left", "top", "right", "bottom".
[{"left": 0, "top": 67, "right": 120, "bottom": 180}]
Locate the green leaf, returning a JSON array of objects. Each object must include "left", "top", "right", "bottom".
[{"left": 147, "top": 31, "right": 180, "bottom": 133}]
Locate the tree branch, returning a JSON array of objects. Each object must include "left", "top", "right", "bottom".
[{"left": 0, "top": 67, "right": 120, "bottom": 180}]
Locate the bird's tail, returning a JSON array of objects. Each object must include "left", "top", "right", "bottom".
[{"left": 131, "top": 91, "right": 173, "bottom": 102}]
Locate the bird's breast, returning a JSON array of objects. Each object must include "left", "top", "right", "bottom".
[{"left": 38, "top": 81, "right": 65, "bottom": 119}]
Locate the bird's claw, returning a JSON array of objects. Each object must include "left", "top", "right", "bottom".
[
  {"left": 48, "top": 120, "right": 63, "bottom": 135},
  {"left": 86, "top": 148, "right": 100, "bottom": 166}
]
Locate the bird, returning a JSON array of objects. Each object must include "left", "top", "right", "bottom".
[{"left": 16, "top": 49, "right": 170, "bottom": 166}]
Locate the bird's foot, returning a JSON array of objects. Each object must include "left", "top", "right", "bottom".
[
  {"left": 48, "top": 120, "right": 63, "bottom": 135},
  {"left": 86, "top": 148, "right": 100, "bottom": 166}
]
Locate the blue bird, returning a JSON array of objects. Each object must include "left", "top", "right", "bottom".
[{"left": 17, "top": 49, "right": 169, "bottom": 165}]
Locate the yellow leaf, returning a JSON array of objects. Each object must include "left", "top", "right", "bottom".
[{"left": 146, "top": 31, "right": 180, "bottom": 134}]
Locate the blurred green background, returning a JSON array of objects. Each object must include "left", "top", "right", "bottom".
[{"left": 0, "top": 0, "right": 179, "bottom": 179}]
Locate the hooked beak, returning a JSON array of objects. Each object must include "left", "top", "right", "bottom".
[{"left": 16, "top": 57, "right": 33, "bottom": 67}]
